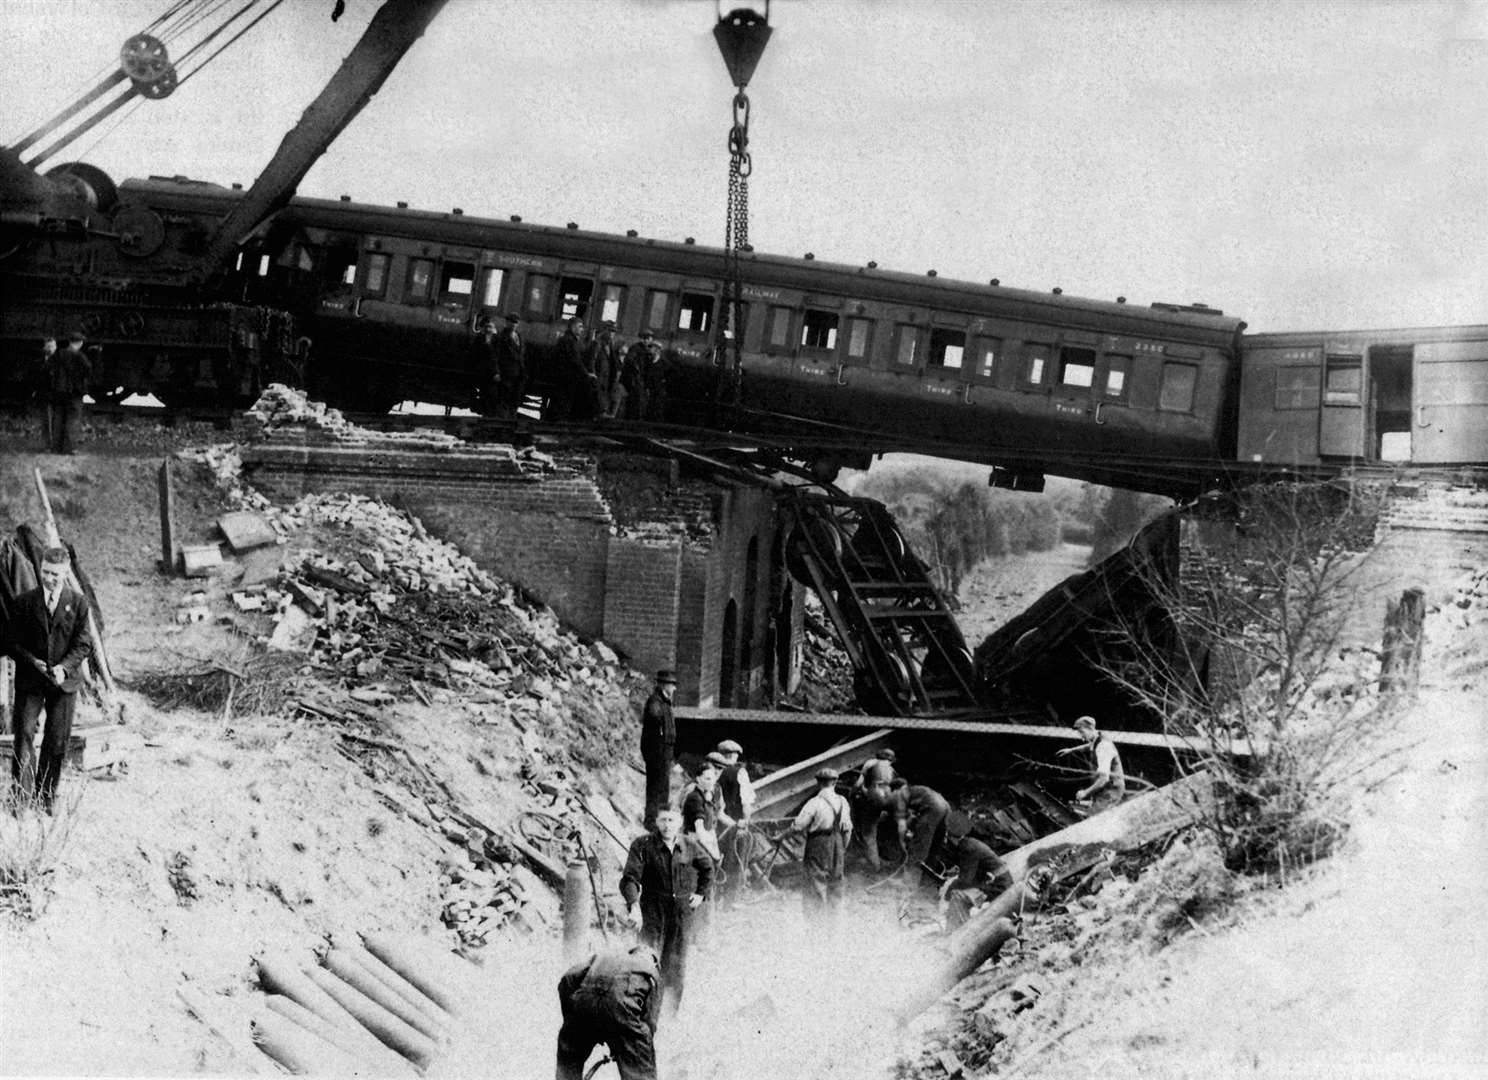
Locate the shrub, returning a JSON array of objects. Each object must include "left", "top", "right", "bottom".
[
  {"left": 1097, "top": 483, "right": 1399, "bottom": 875},
  {"left": 0, "top": 789, "right": 83, "bottom": 920}
]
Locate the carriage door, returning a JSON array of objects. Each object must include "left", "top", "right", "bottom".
[
  {"left": 1317, "top": 351, "right": 1365, "bottom": 457},
  {"left": 1414, "top": 338, "right": 1488, "bottom": 463}
]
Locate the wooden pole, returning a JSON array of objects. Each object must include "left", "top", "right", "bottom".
[
  {"left": 895, "top": 916, "right": 1019, "bottom": 1025},
  {"left": 158, "top": 458, "right": 176, "bottom": 575},
  {"left": 1380, "top": 586, "right": 1425, "bottom": 696},
  {"left": 32, "top": 467, "right": 117, "bottom": 698}
]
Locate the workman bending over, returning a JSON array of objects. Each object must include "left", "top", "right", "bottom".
[
  {"left": 555, "top": 944, "right": 663, "bottom": 1080},
  {"left": 620, "top": 808, "right": 713, "bottom": 1014},
  {"left": 941, "top": 828, "right": 1014, "bottom": 932},
  {"left": 1057, "top": 715, "right": 1126, "bottom": 814},
  {"left": 848, "top": 748, "right": 897, "bottom": 873},
  {"left": 889, "top": 780, "right": 951, "bottom": 888},
  {"left": 786, "top": 767, "right": 853, "bottom": 921}
]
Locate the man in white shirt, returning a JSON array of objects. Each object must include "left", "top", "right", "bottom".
[
  {"left": 786, "top": 767, "right": 853, "bottom": 921},
  {"left": 1057, "top": 715, "right": 1126, "bottom": 814}
]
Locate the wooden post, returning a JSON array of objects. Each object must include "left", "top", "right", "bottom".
[
  {"left": 158, "top": 458, "right": 176, "bottom": 575},
  {"left": 1380, "top": 587, "right": 1425, "bottom": 696},
  {"left": 32, "top": 467, "right": 117, "bottom": 698}
]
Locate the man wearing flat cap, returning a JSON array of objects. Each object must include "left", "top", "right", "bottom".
[
  {"left": 4, "top": 546, "right": 92, "bottom": 812},
  {"left": 1056, "top": 714, "right": 1125, "bottom": 814},
  {"left": 713, "top": 739, "right": 756, "bottom": 902},
  {"left": 46, "top": 330, "right": 91, "bottom": 454},
  {"left": 639, "top": 670, "right": 678, "bottom": 827},
  {"left": 787, "top": 767, "right": 853, "bottom": 920}
]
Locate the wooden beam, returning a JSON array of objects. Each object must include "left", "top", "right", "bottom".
[{"left": 677, "top": 706, "right": 1262, "bottom": 757}]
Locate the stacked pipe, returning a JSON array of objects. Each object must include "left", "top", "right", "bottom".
[{"left": 251, "top": 932, "right": 473, "bottom": 1075}]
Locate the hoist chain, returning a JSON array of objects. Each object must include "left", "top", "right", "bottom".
[{"left": 719, "top": 91, "right": 751, "bottom": 408}]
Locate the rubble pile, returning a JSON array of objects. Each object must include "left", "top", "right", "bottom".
[
  {"left": 244, "top": 384, "right": 461, "bottom": 448},
  {"left": 784, "top": 593, "right": 858, "bottom": 713},
  {"left": 226, "top": 493, "right": 637, "bottom": 756}
]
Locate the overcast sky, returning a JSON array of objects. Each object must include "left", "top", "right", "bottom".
[{"left": 5, "top": 0, "right": 1486, "bottom": 333}]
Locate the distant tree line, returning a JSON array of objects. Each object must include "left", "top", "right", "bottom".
[{"left": 854, "top": 466, "right": 1171, "bottom": 596}]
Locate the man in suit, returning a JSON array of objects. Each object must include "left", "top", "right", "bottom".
[
  {"left": 638, "top": 669, "right": 677, "bottom": 827},
  {"left": 5, "top": 546, "right": 93, "bottom": 812}
]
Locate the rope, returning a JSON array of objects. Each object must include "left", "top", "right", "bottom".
[{"left": 177, "top": 0, "right": 286, "bottom": 89}]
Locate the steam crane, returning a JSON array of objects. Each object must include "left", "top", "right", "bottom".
[{"left": 0, "top": 0, "right": 448, "bottom": 404}]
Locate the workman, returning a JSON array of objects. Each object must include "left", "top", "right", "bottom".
[
  {"left": 4, "top": 546, "right": 93, "bottom": 812},
  {"left": 486, "top": 313, "right": 526, "bottom": 417},
  {"left": 848, "top": 748, "right": 898, "bottom": 872},
  {"left": 680, "top": 754, "right": 725, "bottom": 864},
  {"left": 941, "top": 830, "right": 1014, "bottom": 932},
  {"left": 620, "top": 808, "right": 713, "bottom": 1013},
  {"left": 713, "top": 739, "right": 756, "bottom": 902},
  {"left": 638, "top": 669, "right": 677, "bottom": 827},
  {"left": 1057, "top": 715, "right": 1126, "bottom": 814},
  {"left": 786, "top": 767, "right": 853, "bottom": 921},
  {"left": 888, "top": 779, "right": 952, "bottom": 888},
  {"left": 587, "top": 320, "right": 617, "bottom": 417},
  {"left": 548, "top": 316, "right": 595, "bottom": 421},
  {"left": 680, "top": 753, "right": 726, "bottom": 938},
  {"left": 46, "top": 330, "right": 91, "bottom": 454},
  {"left": 616, "top": 331, "right": 655, "bottom": 421},
  {"left": 555, "top": 943, "right": 663, "bottom": 1080}
]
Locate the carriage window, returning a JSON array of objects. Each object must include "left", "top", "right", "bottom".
[
  {"left": 894, "top": 325, "right": 924, "bottom": 367},
  {"left": 678, "top": 292, "right": 714, "bottom": 334},
  {"left": 972, "top": 338, "right": 1001, "bottom": 380},
  {"left": 479, "top": 267, "right": 506, "bottom": 309},
  {"left": 597, "top": 283, "right": 625, "bottom": 326},
  {"left": 1103, "top": 355, "right": 1130, "bottom": 398},
  {"left": 558, "top": 276, "right": 594, "bottom": 321},
  {"left": 405, "top": 257, "right": 435, "bottom": 302},
  {"left": 326, "top": 247, "right": 358, "bottom": 287},
  {"left": 928, "top": 328, "right": 967, "bottom": 370},
  {"left": 525, "top": 274, "right": 554, "bottom": 317},
  {"left": 258, "top": 253, "right": 271, "bottom": 277},
  {"left": 766, "top": 306, "right": 792, "bottom": 349},
  {"left": 643, "top": 290, "right": 672, "bottom": 332},
  {"left": 362, "top": 252, "right": 391, "bottom": 296},
  {"left": 1023, "top": 343, "right": 1052, "bottom": 385},
  {"left": 845, "top": 317, "right": 872, "bottom": 361},
  {"left": 1159, "top": 362, "right": 1199, "bottom": 412},
  {"left": 1324, "top": 355, "right": 1362, "bottom": 404},
  {"left": 439, "top": 261, "right": 475, "bottom": 302},
  {"left": 801, "top": 309, "right": 840, "bottom": 350},
  {"left": 1058, "top": 347, "right": 1096, "bottom": 388},
  {"left": 1275, "top": 365, "right": 1321, "bottom": 410}
]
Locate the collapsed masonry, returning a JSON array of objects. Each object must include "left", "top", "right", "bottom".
[{"left": 238, "top": 386, "right": 810, "bottom": 713}]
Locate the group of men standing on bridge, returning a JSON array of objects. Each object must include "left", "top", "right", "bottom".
[{"left": 475, "top": 315, "right": 668, "bottom": 424}]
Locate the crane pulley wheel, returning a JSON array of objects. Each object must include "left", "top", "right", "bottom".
[
  {"left": 135, "top": 64, "right": 179, "bottom": 99},
  {"left": 120, "top": 33, "right": 173, "bottom": 85}
]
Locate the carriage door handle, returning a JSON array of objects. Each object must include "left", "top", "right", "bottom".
[
  {"left": 351, "top": 297, "right": 363, "bottom": 318},
  {"left": 1095, "top": 401, "right": 1106, "bottom": 425},
  {"left": 835, "top": 363, "right": 848, "bottom": 386},
  {"left": 961, "top": 382, "right": 972, "bottom": 405},
  {"left": 1416, "top": 404, "right": 1429, "bottom": 428}
]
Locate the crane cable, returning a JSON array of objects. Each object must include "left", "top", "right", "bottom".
[{"left": 13, "top": 0, "right": 281, "bottom": 169}]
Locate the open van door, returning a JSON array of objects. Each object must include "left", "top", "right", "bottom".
[{"left": 1414, "top": 339, "right": 1488, "bottom": 463}]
